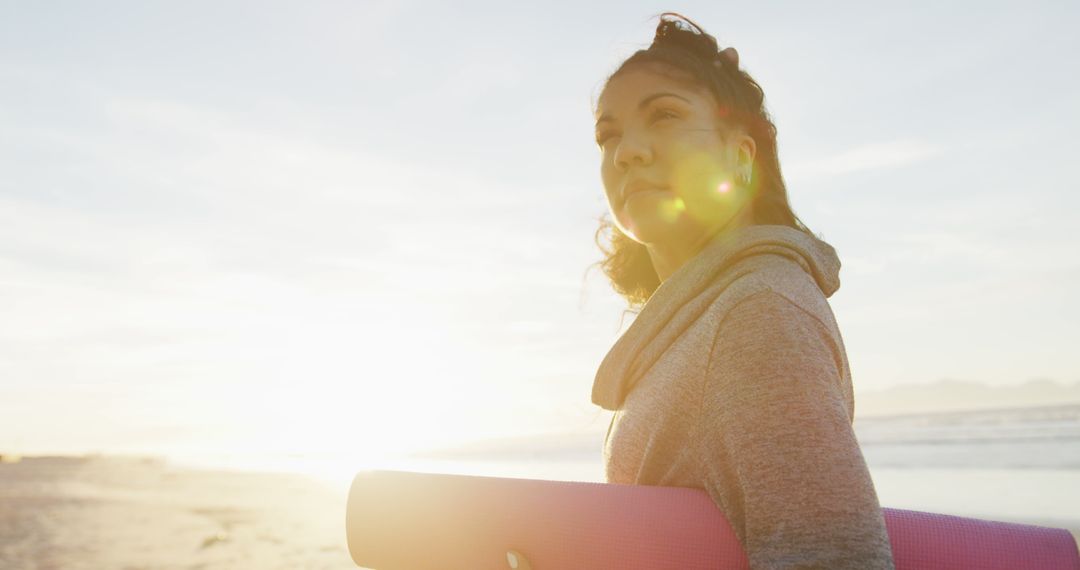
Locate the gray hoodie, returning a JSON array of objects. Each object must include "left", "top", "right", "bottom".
[{"left": 592, "top": 224, "right": 896, "bottom": 569}]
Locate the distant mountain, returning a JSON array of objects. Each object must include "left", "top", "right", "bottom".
[
  {"left": 417, "top": 379, "right": 1080, "bottom": 461},
  {"left": 854, "top": 378, "right": 1080, "bottom": 418}
]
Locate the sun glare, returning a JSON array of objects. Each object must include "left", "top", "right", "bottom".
[{"left": 659, "top": 197, "right": 683, "bottom": 222}]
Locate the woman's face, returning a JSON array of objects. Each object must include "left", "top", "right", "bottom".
[{"left": 595, "top": 66, "right": 755, "bottom": 248}]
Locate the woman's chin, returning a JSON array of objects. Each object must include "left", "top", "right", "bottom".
[
  {"left": 622, "top": 216, "right": 683, "bottom": 246},
  {"left": 620, "top": 196, "right": 689, "bottom": 243}
]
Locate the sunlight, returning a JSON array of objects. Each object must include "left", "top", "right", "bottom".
[
  {"left": 658, "top": 196, "right": 683, "bottom": 222},
  {"left": 150, "top": 302, "right": 503, "bottom": 482},
  {"left": 663, "top": 149, "right": 749, "bottom": 227}
]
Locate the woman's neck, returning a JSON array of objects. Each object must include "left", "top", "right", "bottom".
[{"left": 646, "top": 208, "right": 755, "bottom": 282}]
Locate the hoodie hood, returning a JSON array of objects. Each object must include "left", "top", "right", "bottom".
[{"left": 591, "top": 224, "right": 841, "bottom": 411}]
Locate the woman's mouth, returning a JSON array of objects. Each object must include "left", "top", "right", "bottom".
[{"left": 622, "top": 180, "right": 670, "bottom": 205}]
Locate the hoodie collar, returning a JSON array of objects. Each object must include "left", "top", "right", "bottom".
[{"left": 591, "top": 224, "right": 841, "bottom": 410}]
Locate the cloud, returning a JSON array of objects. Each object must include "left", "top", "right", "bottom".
[{"left": 786, "top": 139, "right": 946, "bottom": 182}]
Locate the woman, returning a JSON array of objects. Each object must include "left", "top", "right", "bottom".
[{"left": 590, "top": 13, "right": 896, "bottom": 569}]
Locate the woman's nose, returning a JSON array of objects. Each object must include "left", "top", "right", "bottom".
[{"left": 613, "top": 134, "right": 652, "bottom": 171}]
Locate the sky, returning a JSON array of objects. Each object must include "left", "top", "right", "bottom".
[{"left": 2, "top": 1, "right": 1078, "bottom": 463}]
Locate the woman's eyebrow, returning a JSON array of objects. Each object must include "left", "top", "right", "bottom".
[{"left": 595, "top": 92, "right": 691, "bottom": 128}]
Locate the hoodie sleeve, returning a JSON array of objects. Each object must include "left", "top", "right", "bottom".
[{"left": 693, "top": 290, "right": 895, "bottom": 569}]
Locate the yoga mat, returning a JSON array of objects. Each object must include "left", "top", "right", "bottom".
[{"left": 346, "top": 469, "right": 1080, "bottom": 569}]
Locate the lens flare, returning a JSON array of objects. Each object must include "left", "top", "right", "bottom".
[
  {"left": 659, "top": 197, "right": 683, "bottom": 222},
  {"left": 717, "top": 181, "right": 731, "bottom": 194}
]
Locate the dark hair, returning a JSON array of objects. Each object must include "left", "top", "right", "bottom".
[{"left": 590, "top": 13, "right": 814, "bottom": 310}]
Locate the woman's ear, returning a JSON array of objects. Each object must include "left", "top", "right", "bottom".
[{"left": 736, "top": 133, "right": 756, "bottom": 182}]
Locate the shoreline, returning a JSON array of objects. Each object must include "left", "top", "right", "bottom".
[{"left": 2, "top": 455, "right": 1076, "bottom": 568}]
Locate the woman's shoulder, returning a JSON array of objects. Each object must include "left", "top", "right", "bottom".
[
  {"left": 709, "top": 255, "right": 843, "bottom": 336},
  {"left": 699, "top": 265, "right": 854, "bottom": 406}
]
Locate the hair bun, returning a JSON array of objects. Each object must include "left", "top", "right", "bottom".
[
  {"left": 651, "top": 13, "right": 720, "bottom": 61},
  {"left": 717, "top": 46, "right": 739, "bottom": 69}
]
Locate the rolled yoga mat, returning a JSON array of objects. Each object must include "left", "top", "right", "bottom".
[{"left": 345, "top": 469, "right": 1080, "bottom": 570}]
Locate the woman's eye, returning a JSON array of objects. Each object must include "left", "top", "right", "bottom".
[
  {"left": 651, "top": 108, "right": 679, "bottom": 122},
  {"left": 596, "top": 133, "right": 618, "bottom": 147}
]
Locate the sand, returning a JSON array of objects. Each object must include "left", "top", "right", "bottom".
[
  {"left": 2, "top": 456, "right": 1076, "bottom": 569},
  {"left": 0, "top": 456, "right": 354, "bottom": 570}
]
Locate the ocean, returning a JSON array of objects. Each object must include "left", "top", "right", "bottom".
[
  {"left": 172, "top": 403, "right": 1080, "bottom": 532},
  {"left": 349, "top": 403, "right": 1080, "bottom": 532},
  {"left": 10, "top": 403, "right": 1068, "bottom": 569},
  {"left": 855, "top": 403, "right": 1080, "bottom": 529}
]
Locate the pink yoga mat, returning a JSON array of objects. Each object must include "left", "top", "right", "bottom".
[{"left": 345, "top": 469, "right": 1080, "bottom": 570}]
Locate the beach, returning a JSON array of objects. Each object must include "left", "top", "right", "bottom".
[
  {"left": 0, "top": 456, "right": 354, "bottom": 570},
  {"left": 3, "top": 457, "right": 1077, "bottom": 570},
  {"left": 3, "top": 404, "right": 1079, "bottom": 569}
]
